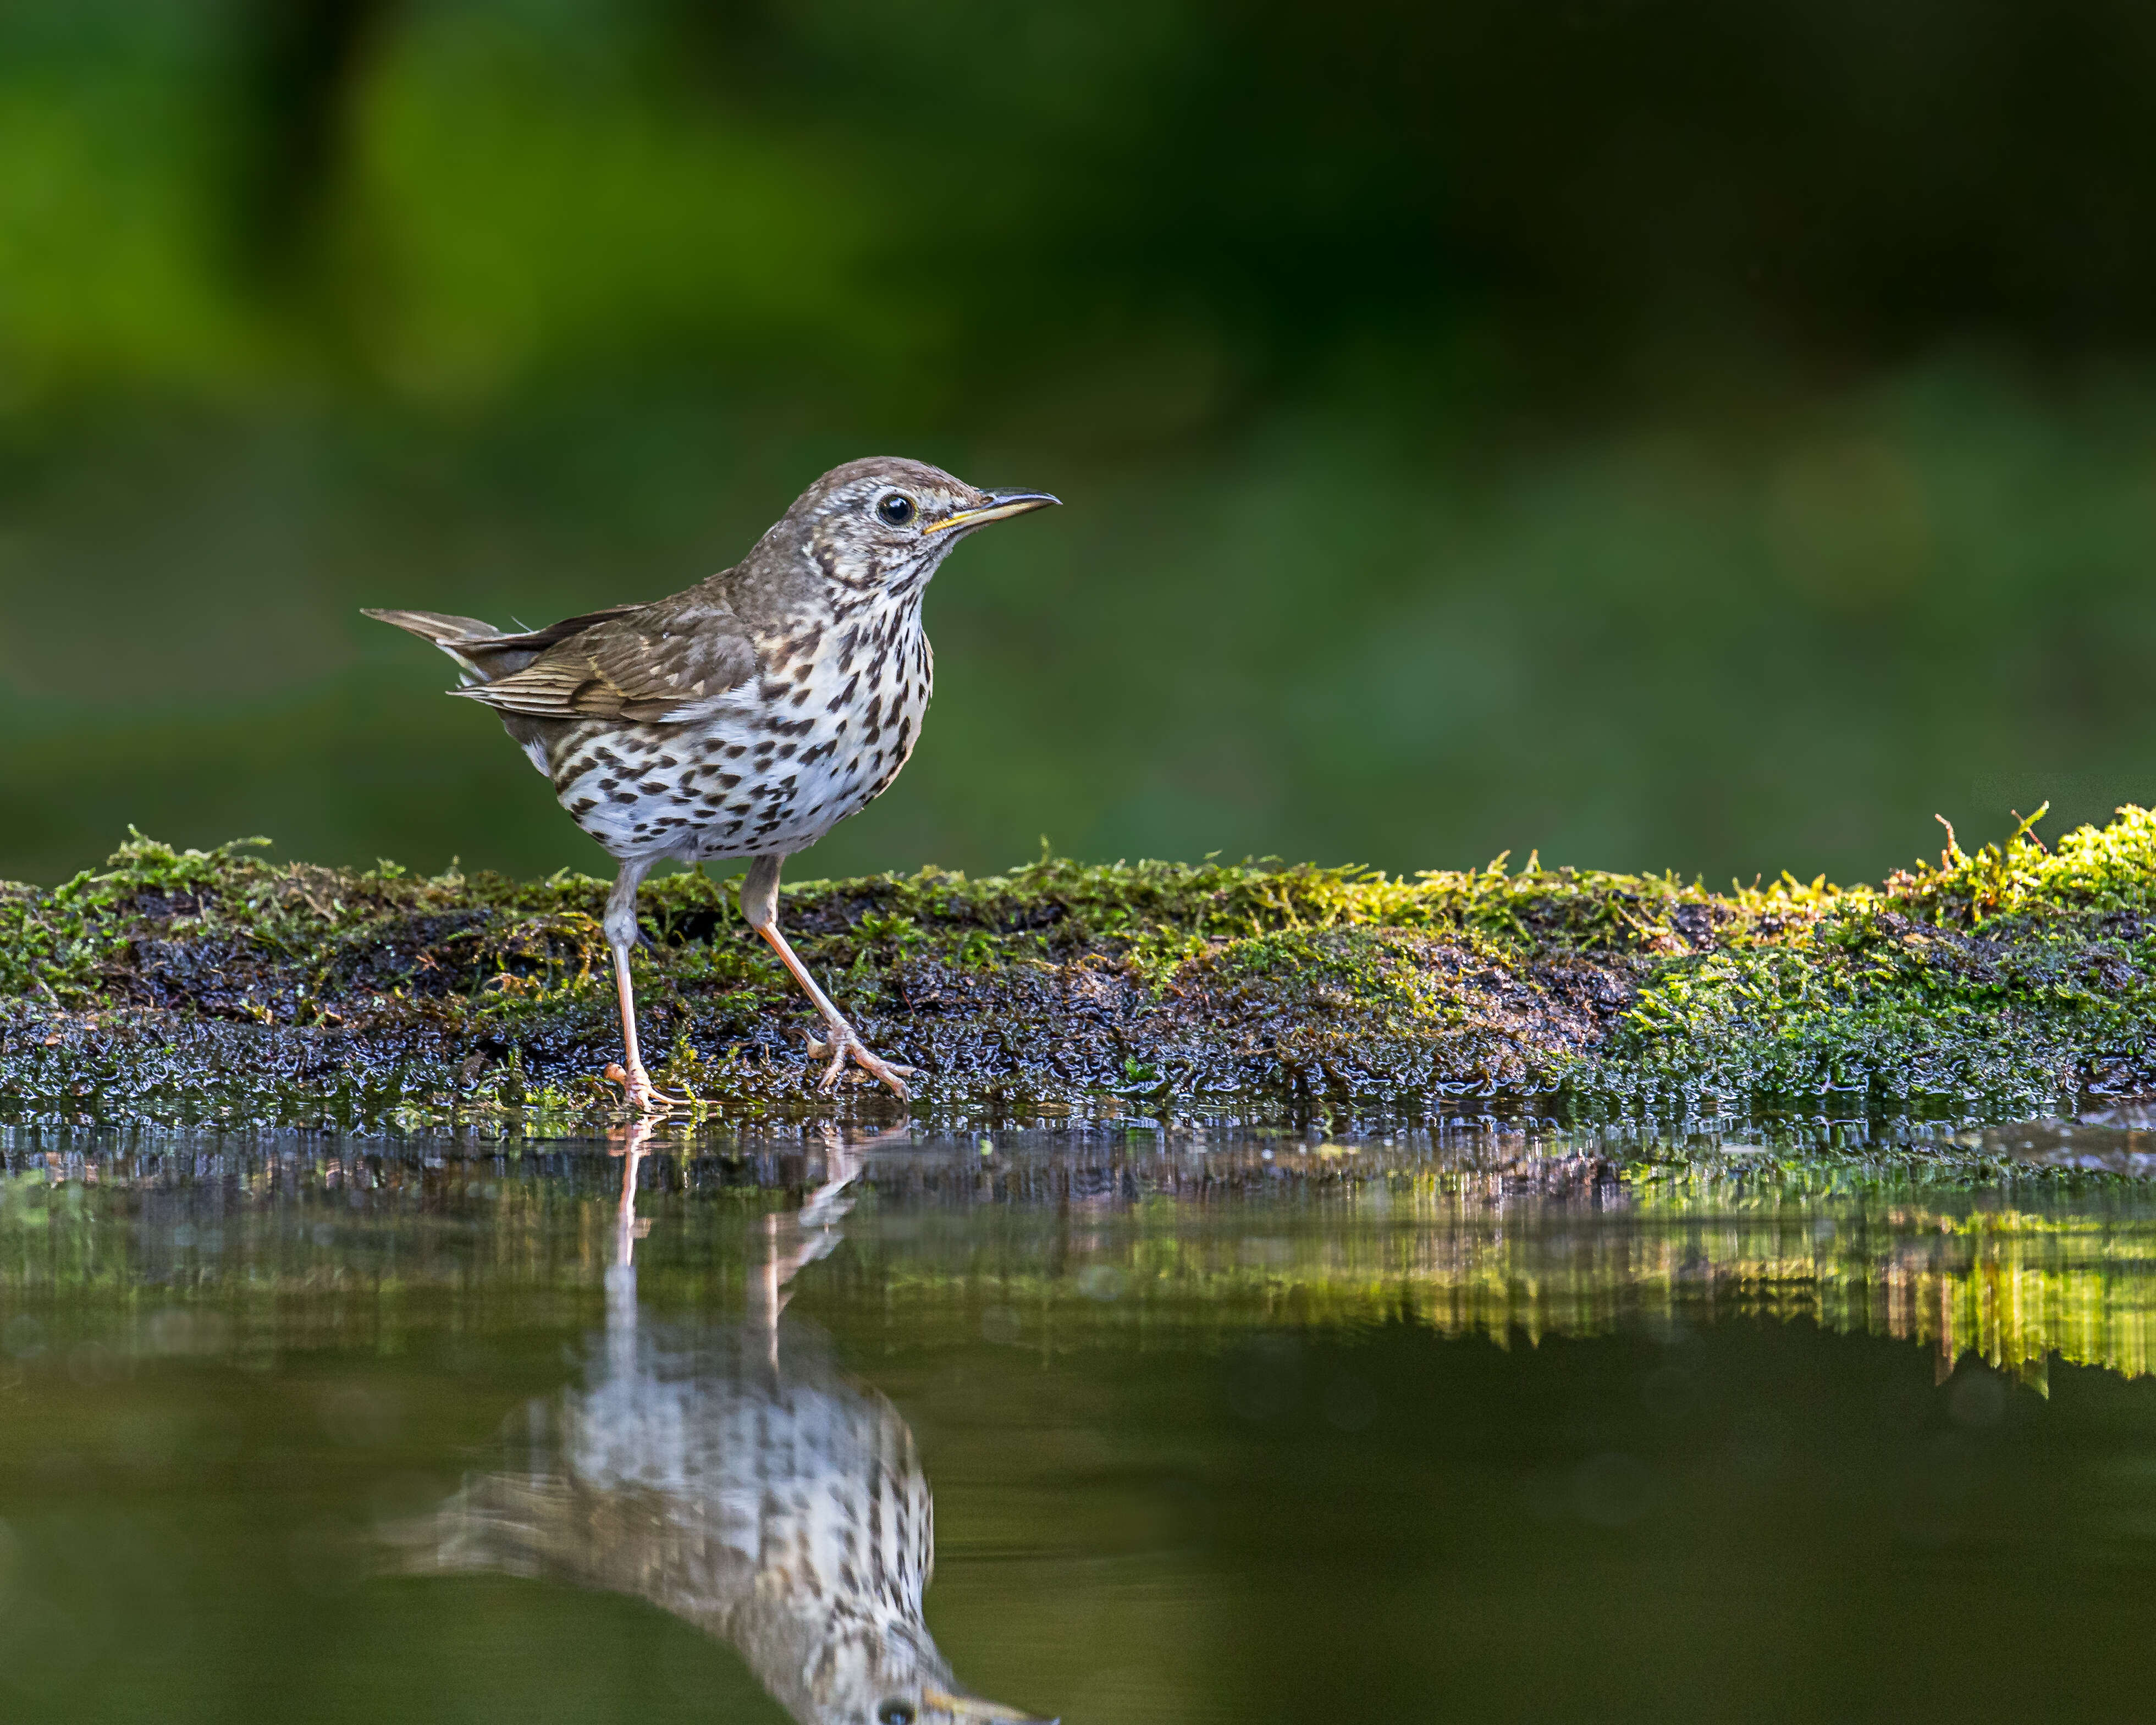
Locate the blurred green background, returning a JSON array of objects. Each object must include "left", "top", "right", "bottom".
[{"left": 3, "top": 0, "right": 2155, "bottom": 888}]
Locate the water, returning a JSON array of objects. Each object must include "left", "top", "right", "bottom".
[{"left": 3, "top": 1120, "right": 2155, "bottom": 1723}]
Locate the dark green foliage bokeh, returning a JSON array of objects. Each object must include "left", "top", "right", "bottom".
[{"left": 2, "top": 0, "right": 2153, "bottom": 885}]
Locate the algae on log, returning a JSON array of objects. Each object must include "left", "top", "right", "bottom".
[{"left": 3, "top": 809, "right": 2155, "bottom": 1129}]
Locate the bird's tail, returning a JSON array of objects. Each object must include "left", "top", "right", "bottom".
[
  {"left": 381, "top": 1467, "right": 626, "bottom": 1589},
  {"left": 365, "top": 603, "right": 644, "bottom": 686},
  {"left": 380, "top": 1466, "right": 726, "bottom": 1612},
  {"left": 361, "top": 608, "right": 508, "bottom": 686}
]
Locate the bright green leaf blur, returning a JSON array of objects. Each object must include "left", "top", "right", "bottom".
[{"left": 2, "top": 0, "right": 2154, "bottom": 886}]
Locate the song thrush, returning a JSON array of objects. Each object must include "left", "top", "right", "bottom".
[
  {"left": 366, "top": 459, "right": 1058, "bottom": 1110},
  {"left": 402, "top": 1129, "right": 1056, "bottom": 1725}
]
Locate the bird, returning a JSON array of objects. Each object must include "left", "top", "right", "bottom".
[
  {"left": 395, "top": 1126, "right": 1056, "bottom": 1725},
  {"left": 365, "top": 459, "right": 1058, "bottom": 1111}
]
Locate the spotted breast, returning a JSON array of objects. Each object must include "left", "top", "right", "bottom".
[{"left": 543, "top": 585, "right": 935, "bottom": 864}]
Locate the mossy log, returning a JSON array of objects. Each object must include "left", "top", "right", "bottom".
[{"left": 4, "top": 808, "right": 2155, "bottom": 1132}]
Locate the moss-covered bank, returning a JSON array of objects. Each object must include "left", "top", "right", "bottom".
[{"left": 4, "top": 808, "right": 2155, "bottom": 1131}]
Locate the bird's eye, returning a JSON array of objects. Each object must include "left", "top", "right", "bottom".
[
  {"left": 875, "top": 1704, "right": 916, "bottom": 1725},
  {"left": 876, "top": 493, "right": 916, "bottom": 527}
]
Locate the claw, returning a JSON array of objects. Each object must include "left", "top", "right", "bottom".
[
  {"left": 797, "top": 1027, "right": 914, "bottom": 1100},
  {"left": 604, "top": 1060, "right": 689, "bottom": 1114}
]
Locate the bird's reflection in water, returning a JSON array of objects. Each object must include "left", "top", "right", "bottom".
[{"left": 409, "top": 1123, "right": 1054, "bottom": 1725}]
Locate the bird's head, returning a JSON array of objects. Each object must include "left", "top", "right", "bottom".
[{"left": 776, "top": 458, "right": 1058, "bottom": 599}]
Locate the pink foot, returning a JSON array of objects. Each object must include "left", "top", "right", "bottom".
[
  {"left": 801, "top": 1029, "right": 916, "bottom": 1101},
  {"left": 604, "top": 1061, "right": 688, "bottom": 1112}
]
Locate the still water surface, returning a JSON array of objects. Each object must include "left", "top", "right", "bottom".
[{"left": 2, "top": 1121, "right": 2155, "bottom": 1723}]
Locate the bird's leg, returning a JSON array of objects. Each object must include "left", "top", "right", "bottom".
[
  {"left": 604, "top": 1119, "right": 652, "bottom": 1377},
  {"left": 741, "top": 855, "right": 916, "bottom": 1101},
  {"left": 599, "top": 858, "right": 686, "bottom": 1112},
  {"left": 796, "top": 1128, "right": 865, "bottom": 1232},
  {"left": 608, "top": 1118, "right": 655, "bottom": 1263},
  {"left": 753, "top": 1129, "right": 869, "bottom": 1374}
]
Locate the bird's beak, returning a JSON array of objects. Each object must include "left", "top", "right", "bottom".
[
  {"left": 922, "top": 489, "right": 1061, "bottom": 536},
  {"left": 922, "top": 1686, "right": 1058, "bottom": 1723}
]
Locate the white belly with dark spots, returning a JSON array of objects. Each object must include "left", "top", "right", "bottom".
[{"left": 536, "top": 624, "right": 933, "bottom": 863}]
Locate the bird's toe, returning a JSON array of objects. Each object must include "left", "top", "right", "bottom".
[{"left": 605, "top": 1061, "right": 688, "bottom": 1112}]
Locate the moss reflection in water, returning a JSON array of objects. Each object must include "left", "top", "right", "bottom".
[{"left": 3, "top": 1132, "right": 2155, "bottom": 1387}]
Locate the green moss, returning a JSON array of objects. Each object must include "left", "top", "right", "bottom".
[
  {"left": 1591, "top": 803, "right": 2156, "bottom": 1111},
  {"left": 3, "top": 808, "right": 2154, "bottom": 1132}
]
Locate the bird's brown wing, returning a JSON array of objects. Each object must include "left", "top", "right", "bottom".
[
  {"left": 453, "top": 595, "right": 761, "bottom": 725},
  {"left": 475, "top": 606, "right": 652, "bottom": 653}
]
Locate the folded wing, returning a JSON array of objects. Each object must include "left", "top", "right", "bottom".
[{"left": 366, "top": 593, "right": 761, "bottom": 724}]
